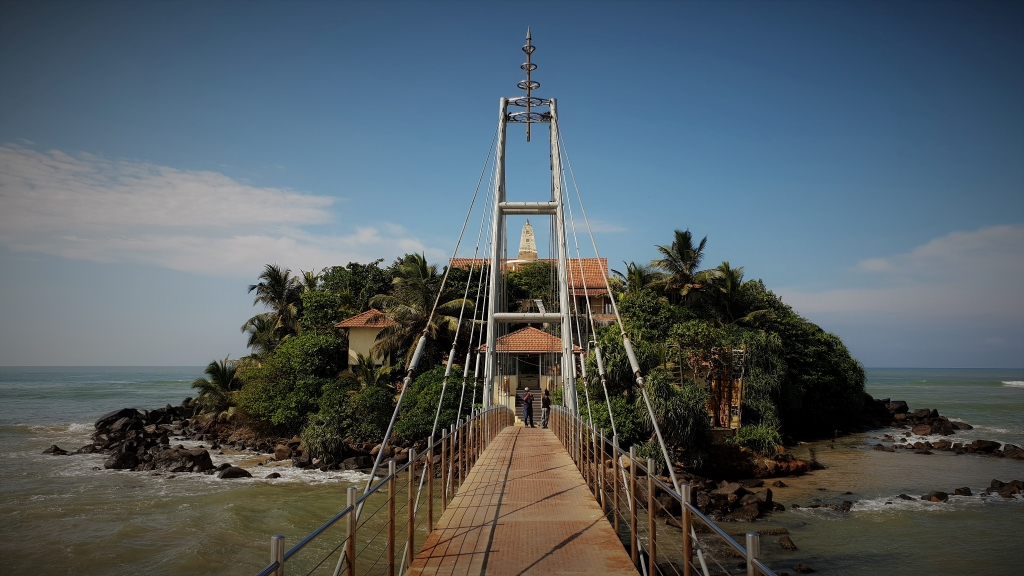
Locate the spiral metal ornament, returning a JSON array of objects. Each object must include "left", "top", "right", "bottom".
[{"left": 517, "top": 28, "right": 541, "bottom": 141}]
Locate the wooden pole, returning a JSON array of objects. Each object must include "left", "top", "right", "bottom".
[
  {"left": 682, "top": 483, "right": 692, "bottom": 576},
  {"left": 630, "top": 446, "right": 637, "bottom": 567},
  {"left": 407, "top": 448, "right": 416, "bottom": 569},
  {"left": 346, "top": 486, "right": 356, "bottom": 576},
  {"left": 440, "top": 430, "right": 448, "bottom": 511},
  {"left": 612, "top": 435, "right": 620, "bottom": 534},
  {"left": 387, "top": 461, "right": 396, "bottom": 576},
  {"left": 648, "top": 458, "right": 657, "bottom": 576},
  {"left": 427, "top": 436, "right": 434, "bottom": 529}
]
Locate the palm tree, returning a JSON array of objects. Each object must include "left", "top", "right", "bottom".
[
  {"left": 191, "top": 356, "right": 240, "bottom": 416},
  {"left": 240, "top": 313, "right": 281, "bottom": 356},
  {"left": 708, "top": 261, "right": 773, "bottom": 327},
  {"left": 299, "top": 269, "right": 321, "bottom": 293},
  {"left": 611, "top": 261, "right": 665, "bottom": 296},
  {"left": 370, "top": 253, "right": 471, "bottom": 368},
  {"left": 651, "top": 229, "right": 708, "bottom": 301},
  {"left": 245, "top": 264, "right": 302, "bottom": 348},
  {"left": 352, "top": 353, "right": 395, "bottom": 390}
]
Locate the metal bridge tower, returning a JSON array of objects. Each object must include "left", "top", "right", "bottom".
[{"left": 483, "top": 29, "right": 579, "bottom": 414}]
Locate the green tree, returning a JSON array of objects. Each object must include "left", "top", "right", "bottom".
[
  {"left": 240, "top": 314, "right": 281, "bottom": 357},
  {"left": 652, "top": 229, "right": 709, "bottom": 301},
  {"left": 611, "top": 262, "right": 664, "bottom": 296},
  {"left": 370, "top": 253, "right": 470, "bottom": 368},
  {"left": 191, "top": 356, "right": 240, "bottom": 416},
  {"left": 244, "top": 264, "right": 302, "bottom": 351},
  {"left": 236, "top": 331, "right": 347, "bottom": 435}
]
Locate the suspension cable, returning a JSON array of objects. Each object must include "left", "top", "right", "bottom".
[
  {"left": 356, "top": 121, "right": 501, "bottom": 518},
  {"left": 557, "top": 124, "right": 680, "bottom": 492}
]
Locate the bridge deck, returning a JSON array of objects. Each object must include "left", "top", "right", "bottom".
[{"left": 408, "top": 426, "right": 638, "bottom": 576}]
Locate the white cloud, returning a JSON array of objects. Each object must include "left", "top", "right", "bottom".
[
  {"left": 0, "top": 144, "right": 436, "bottom": 275},
  {"left": 778, "top": 224, "right": 1024, "bottom": 319}
]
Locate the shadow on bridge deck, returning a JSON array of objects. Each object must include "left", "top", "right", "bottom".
[{"left": 408, "top": 426, "right": 638, "bottom": 576}]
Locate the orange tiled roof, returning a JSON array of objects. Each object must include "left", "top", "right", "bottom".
[
  {"left": 448, "top": 258, "right": 609, "bottom": 289},
  {"left": 334, "top": 308, "right": 396, "bottom": 329},
  {"left": 477, "top": 326, "right": 583, "bottom": 354}
]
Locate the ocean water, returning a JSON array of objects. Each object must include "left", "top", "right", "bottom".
[{"left": 1, "top": 367, "right": 1022, "bottom": 575}]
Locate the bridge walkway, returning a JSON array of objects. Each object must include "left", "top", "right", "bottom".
[{"left": 407, "top": 425, "right": 637, "bottom": 576}]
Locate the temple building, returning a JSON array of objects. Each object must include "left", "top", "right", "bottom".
[{"left": 449, "top": 220, "right": 615, "bottom": 326}]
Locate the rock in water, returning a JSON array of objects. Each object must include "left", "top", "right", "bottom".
[
  {"left": 911, "top": 424, "right": 933, "bottom": 436},
  {"left": 152, "top": 447, "right": 214, "bottom": 473},
  {"left": 265, "top": 472, "right": 282, "bottom": 479},
  {"left": 779, "top": 536, "right": 798, "bottom": 550},
  {"left": 94, "top": 408, "right": 140, "bottom": 430},
  {"left": 104, "top": 452, "right": 139, "bottom": 469},
  {"left": 921, "top": 491, "right": 949, "bottom": 502},
  {"left": 217, "top": 466, "right": 253, "bottom": 479},
  {"left": 42, "top": 444, "right": 68, "bottom": 455},
  {"left": 954, "top": 487, "right": 971, "bottom": 496},
  {"left": 724, "top": 502, "right": 760, "bottom": 522},
  {"left": 793, "top": 562, "right": 815, "bottom": 573},
  {"left": 274, "top": 444, "right": 292, "bottom": 461}
]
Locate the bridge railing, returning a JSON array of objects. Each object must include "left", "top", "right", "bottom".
[
  {"left": 551, "top": 406, "right": 779, "bottom": 576},
  {"left": 254, "top": 405, "right": 515, "bottom": 576}
]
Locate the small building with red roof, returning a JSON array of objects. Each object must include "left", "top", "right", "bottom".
[{"left": 335, "top": 309, "right": 395, "bottom": 370}]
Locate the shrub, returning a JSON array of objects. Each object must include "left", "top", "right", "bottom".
[
  {"left": 732, "top": 422, "right": 782, "bottom": 456},
  {"left": 395, "top": 365, "right": 465, "bottom": 441}
]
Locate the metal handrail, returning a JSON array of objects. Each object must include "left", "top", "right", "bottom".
[
  {"left": 252, "top": 405, "right": 514, "bottom": 576},
  {"left": 550, "top": 405, "right": 778, "bottom": 576}
]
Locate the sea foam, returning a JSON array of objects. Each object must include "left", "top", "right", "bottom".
[{"left": 1002, "top": 381, "right": 1024, "bottom": 388}]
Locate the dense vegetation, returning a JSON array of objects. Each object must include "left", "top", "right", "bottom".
[{"left": 190, "top": 229, "right": 865, "bottom": 470}]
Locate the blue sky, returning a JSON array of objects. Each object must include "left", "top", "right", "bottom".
[{"left": 0, "top": 1, "right": 1021, "bottom": 367}]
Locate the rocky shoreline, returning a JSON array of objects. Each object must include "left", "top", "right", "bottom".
[
  {"left": 41, "top": 396, "right": 436, "bottom": 480},
  {"left": 861, "top": 396, "right": 1024, "bottom": 459}
]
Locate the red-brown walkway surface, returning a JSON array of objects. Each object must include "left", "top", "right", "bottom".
[{"left": 407, "top": 426, "right": 638, "bottom": 576}]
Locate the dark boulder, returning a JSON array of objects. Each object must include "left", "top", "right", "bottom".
[
  {"left": 794, "top": 562, "right": 815, "bottom": 573},
  {"left": 292, "top": 451, "right": 312, "bottom": 468},
  {"left": 897, "top": 494, "right": 914, "bottom": 500},
  {"left": 274, "top": 444, "right": 293, "bottom": 461},
  {"left": 970, "top": 440, "right": 1001, "bottom": 453},
  {"left": 723, "top": 502, "right": 760, "bottom": 522},
  {"left": 657, "top": 493, "right": 682, "bottom": 517},
  {"left": 913, "top": 408, "right": 932, "bottom": 419},
  {"left": 886, "top": 401, "right": 909, "bottom": 414},
  {"left": 153, "top": 447, "right": 214, "bottom": 473},
  {"left": 954, "top": 487, "right": 971, "bottom": 496},
  {"left": 911, "top": 424, "right": 933, "bottom": 436},
  {"left": 72, "top": 444, "right": 99, "bottom": 454},
  {"left": 921, "top": 491, "right": 948, "bottom": 502},
  {"left": 265, "top": 472, "right": 282, "bottom": 479},
  {"left": 771, "top": 480, "right": 788, "bottom": 488},
  {"left": 217, "top": 466, "right": 252, "bottom": 479},
  {"left": 711, "top": 482, "right": 746, "bottom": 497},
  {"left": 104, "top": 451, "right": 139, "bottom": 469},
  {"left": 340, "top": 455, "right": 373, "bottom": 470},
  {"left": 42, "top": 444, "right": 68, "bottom": 455},
  {"left": 779, "top": 536, "right": 798, "bottom": 550},
  {"left": 95, "top": 408, "right": 139, "bottom": 430},
  {"left": 951, "top": 421, "right": 973, "bottom": 431}
]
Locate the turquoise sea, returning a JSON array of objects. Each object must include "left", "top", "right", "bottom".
[{"left": 0, "top": 366, "right": 1021, "bottom": 575}]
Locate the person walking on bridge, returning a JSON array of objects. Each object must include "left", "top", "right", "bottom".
[
  {"left": 521, "top": 388, "right": 535, "bottom": 428},
  {"left": 541, "top": 389, "right": 551, "bottom": 428}
]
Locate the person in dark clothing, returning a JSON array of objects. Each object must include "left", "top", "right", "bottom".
[
  {"left": 522, "top": 388, "right": 535, "bottom": 428},
  {"left": 541, "top": 389, "right": 551, "bottom": 428}
]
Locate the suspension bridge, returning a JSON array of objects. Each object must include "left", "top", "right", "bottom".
[{"left": 254, "top": 31, "right": 778, "bottom": 576}]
